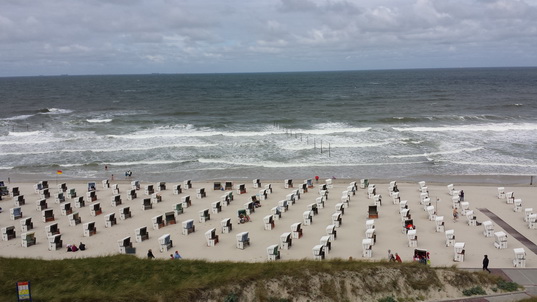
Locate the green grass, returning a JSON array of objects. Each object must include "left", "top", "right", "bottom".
[{"left": 0, "top": 256, "right": 503, "bottom": 302}]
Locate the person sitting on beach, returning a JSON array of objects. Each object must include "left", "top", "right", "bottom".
[
  {"left": 395, "top": 253, "right": 402, "bottom": 263},
  {"left": 388, "top": 250, "right": 395, "bottom": 262},
  {"left": 170, "top": 254, "right": 174, "bottom": 260},
  {"left": 79, "top": 242, "right": 86, "bottom": 251},
  {"left": 147, "top": 249, "right": 155, "bottom": 259},
  {"left": 71, "top": 244, "right": 78, "bottom": 252},
  {"left": 174, "top": 251, "right": 182, "bottom": 259}
]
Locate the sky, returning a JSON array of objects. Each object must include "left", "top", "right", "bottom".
[{"left": 1, "top": 0, "right": 537, "bottom": 76}]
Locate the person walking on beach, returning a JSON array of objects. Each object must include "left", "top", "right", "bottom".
[
  {"left": 147, "top": 249, "right": 155, "bottom": 259},
  {"left": 459, "top": 190, "right": 465, "bottom": 202},
  {"left": 453, "top": 208, "right": 459, "bottom": 222},
  {"left": 483, "top": 255, "right": 491, "bottom": 273}
]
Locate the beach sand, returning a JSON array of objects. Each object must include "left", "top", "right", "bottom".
[{"left": 0, "top": 178, "right": 535, "bottom": 269}]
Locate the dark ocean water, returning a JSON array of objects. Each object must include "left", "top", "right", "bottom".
[{"left": 1, "top": 68, "right": 536, "bottom": 182}]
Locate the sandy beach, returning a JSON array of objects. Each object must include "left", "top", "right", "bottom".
[{"left": 1, "top": 177, "right": 535, "bottom": 269}]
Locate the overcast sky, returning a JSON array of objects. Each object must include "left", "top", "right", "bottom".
[{"left": 2, "top": 0, "right": 537, "bottom": 76}]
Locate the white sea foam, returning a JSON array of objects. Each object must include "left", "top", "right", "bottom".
[
  {"left": 393, "top": 123, "right": 537, "bottom": 132},
  {"left": 40, "top": 108, "right": 73, "bottom": 115},
  {"left": 1, "top": 114, "right": 34, "bottom": 121},
  {"left": 388, "top": 147, "right": 483, "bottom": 159},
  {"left": 87, "top": 119, "right": 112, "bottom": 123},
  {"left": 7, "top": 131, "right": 43, "bottom": 137},
  {"left": 449, "top": 161, "right": 537, "bottom": 168},
  {"left": 197, "top": 158, "right": 426, "bottom": 168}
]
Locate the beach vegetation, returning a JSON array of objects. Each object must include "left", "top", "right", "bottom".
[{"left": 0, "top": 255, "right": 511, "bottom": 301}]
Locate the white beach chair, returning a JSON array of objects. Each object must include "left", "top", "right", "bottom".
[
  {"left": 135, "top": 226, "right": 149, "bottom": 242},
  {"left": 20, "top": 217, "right": 33, "bottom": 232},
  {"left": 159, "top": 234, "right": 173, "bottom": 252},
  {"left": 236, "top": 232, "right": 250, "bottom": 249},
  {"left": 365, "top": 228, "right": 376, "bottom": 245},
  {"left": 513, "top": 248, "right": 526, "bottom": 267},
  {"left": 2, "top": 226, "right": 16, "bottom": 241},
  {"left": 205, "top": 228, "right": 219, "bottom": 247},
  {"left": 332, "top": 212, "right": 342, "bottom": 228},
  {"left": 303, "top": 210, "right": 313, "bottom": 226},
  {"left": 105, "top": 213, "right": 117, "bottom": 228},
  {"left": 291, "top": 222, "right": 303, "bottom": 239},
  {"left": 454, "top": 242, "right": 465, "bottom": 262},
  {"left": 21, "top": 232, "right": 36, "bottom": 247},
  {"left": 482, "top": 220, "right": 494, "bottom": 237},
  {"left": 83, "top": 221, "right": 97, "bottom": 237},
  {"left": 199, "top": 209, "right": 210, "bottom": 223},
  {"left": 407, "top": 229, "right": 417, "bottom": 247},
  {"left": 435, "top": 216, "right": 445, "bottom": 233},
  {"left": 362, "top": 239, "right": 373, "bottom": 258},
  {"left": 445, "top": 229, "right": 455, "bottom": 247},
  {"left": 263, "top": 215, "right": 275, "bottom": 230},
  {"left": 280, "top": 232, "right": 292, "bottom": 250},
  {"left": 326, "top": 225, "right": 337, "bottom": 241},
  {"left": 68, "top": 212, "right": 82, "bottom": 226},
  {"left": 221, "top": 218, "right": 232, "bottom": 234},
  {"left": 313, "top": 244, "right": 325, "bottom": 260},
  {"left": 267, "top": 244, "right": 280, "bottom": 261},
  {"left": 494, "top": 231, "right": 507, "bottom": 249},
  {"left": 466, "top": 210, "right": 477, "bottom": 226},
  {"left": 120, "top": 206, "right": 132, "bottom": 220},
  {"left": 182, "top": 219, "right": 195, "bottom": 235},
  {"left": 513, "top": 199, "right": 522, "bottom": 212}
]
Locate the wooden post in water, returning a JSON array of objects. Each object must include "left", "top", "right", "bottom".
[{"left": 329, "top": 143, "right": 331, "bottom": 157}]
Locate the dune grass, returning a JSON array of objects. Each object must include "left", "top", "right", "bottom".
[{"left": 0, "top": 255, "right": 504, "bottom": 302}]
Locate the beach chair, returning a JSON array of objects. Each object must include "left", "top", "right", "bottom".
[
  {"left": 303, "top": 210, "right": 313, "bottom": 226},
  {"left": 271, "top": 206, "right": 281, "bottom": 220},
  {"left": 58, "top": 183, "right": 67, "bottom": 193},
  {"left": 286, "top": 193, "right": 296, "bottom": 205},
  {"left": 365, "top": 219, "right": 375, "bottom": 230},
  {"left": 400, "top": 209, "right": 411, "bottom": 222},
  {"left": 263, "top": 215, "right": 275, "bottom": 230},
  {"left": 36, "top": 199, "right": 47, "bottom": 211},
  {"left": 224, "top": 181, "right": 233, "bottom": 191},
  {"left": 112, "top": 184, "right": 120, "bottom": 195},
  {"left": 86, "top": 191, "right": 97, "bottom": 202},
  {"left": 1, "top": 226, "right": 16, "bottom": 241},
  {"left": 21, "top": 232, "right": 36, "bottom": 247},
  {"left": 236, "top": 183, "right": 246, "bottom": 195},
  {"left": 259, "top": 189, "right": 268, "bottom": 201},
  {"left": 48, "top": 234, "right": 63, "bottom": 251},
  {"left": 199, "top": 209, "right": 210, "bottom": 223},
  {"left": 102, "top": 179, "right": 110, "bottom": 189},
  {"left": 164, "top": 211, "right": 176, "bottom": 225},
  {"left": 497, "top": 187, "right": 505, "bottom": 199},
  {"left": 482, "top": 220, "right": 494, "bottom": 237},
  {"left": 420, "top": 192, "right": 429, "bottom": 204},
  {"left": 326, "top": 224, "right": 337, "bottom": 240},
  {"left": 213, "top": 182, "right": 222, "bottom": 191},
  {"left": 151, "top": 193, "right": 162, "bottom": 204},
  {"left": 88, "top": 182, "right": 97, "bottom": 191},
  {"left": 55, "top": 192, "right": 65, "bottom": 204},
  {"left": 61, "top": 202, "right": 73, "bottom": 216},
  {"left": 528, "top": 214, "right": 537, "bottom": 229},
  {"left": 14, "top": 195, "right": 25, "bottom": 206},
  {"left": 205, "top": 228, "right": 219, "bottom": 246},
  {"left": 403, "top": 219, "right": 415, "bottom": 234},
  {"left": 325, "top": 178, "right": 333, "bottom": 189},
  {"left": 332, "top": 212, "right": 342, "bottom": 227},
  {"left": 445, "top": 229, "right": 455, "bottom": 247},
  {"left": 466, "top": 210, "right": 477, "bottom": 226},
  {"left": 291, "top": 222, "right": 303, "bottom": 239},
  {"left": 320, "top": 189, "right": 329, "bottom": 200},
  {"left": 68, "top": 188, "right": 77, "bottom": 199},
  {"left": 141, "top": 198, "right": 152, "bottom": 210},
  {"left": 452, "top": 195, "right": 460, "bottom": 209},
  {"left": 361, "top": 238, "right": 373, "bottom": 258},
  {"left": 335, "top": 203, "right": 344, "bottom": 215},
  {"left": 10, "top": 186, "right": 20, "bottom": 197},
  {"left": 524, "top": 208, "right": 533, "bottom": 222},
  {"left": 513, "top": 199, "right": 522, "bottom": 212},
  {"left": 253, "top": 178, "right": 261, "bottom": 188},
  {"left": 292, "top": 189, "right": 301, "bottom": 200},
  {"left": 307, "top": 203, "right": 318, "bottom": 215},
  {"left": 42, "top": 209, "right": 54, "bottom": 222},
  {"left": 237, "top": 209, "right": 250, "bottom": 224},
  {"left": 196, "top": 188, "right": 207, "bottom": 199},
  {"left": 399, "top": 200, "right": 408, "bottom": 212},
  {"left": 506, "top": 191, "right": 515, "bottom": 204},
  {"left": 74, "top": 196, "right": 85, "bottom": 208},
  {"left": 83, "top": 221, "right": 97, "bottom": 237},
  {"left": 152, "top": 215, "right": 165, "bottom": 230},
  {"left": 300, "top": 183, "right": 308, "bottom": 194},
  {"left": 367, "top": 184, "right": 376, "bottom": 199},
  {"left": 374, "top": 194, "right": 382, "bottom": 206},
  {"left": 407, "top": 229, "right": 417, "bottom": 247},
  {"left": 135, "top": 226, "right": 149, "bottom": 242},
  {"left": 157, "top": 182, "right": 166, "bottom": 192},
  {"left": 105, "top": 213, "right": 117, "bottom": 228},
  {"left": 131, "top": 180, "right": 140, "bottom": 190},
  {"left": 181, "top": 195, "right": 191, "bottom": 208},
  {"left": 157, "top": 234, "right": 173, "bottom": 252},
  {"left": 313, "top": 244, "right": 325, "bottom": 260},
  {"left": 182, "top": 219, "right": 195, "bottom": 235},
  {"left": 388, "top": 181, "right": 397, "bottom": 194},
  {"left": 368, "top": 205, "right": 378, "bottom": 219},
  {"left": 392, "top": 192, "right": 401, "bottom": 204},
  {"left": 39, "top": 188, "right": 51, "bottom": 199},
  {"left": 45, "top": 222, "right": 60, "bottom": 237},
  {"left": 320, "top": 235, "right": 332, "bottom": 252},
  {"left": 220, "top": 193, "right": 231, "bottom": 206},
  {"left": 494, "top": 231, "right": 507, "bottom": 249},
  {"left": 454, "top": 242, "right": 465, "bottom": 262},
  {"left": 267, "top": 244, "right": 280, "bottom": 261},
  {"left": 264, "top": 183, "right": 272, "bottom": 194},
  {"left": 365, "top": 228, "right": 376, "bottom": 245},
  {"left": 284, "top": 179, "right": 293, "bottom": 189},
  {"left": 120, "top": 206, "right": 132, "bottom": 220},
  {"left": 435, "top": 216, "right": 445, "bottom": 233},
  {"left": 460, "top": 202, "right": 470, "bottom": 215},
  {"left": 90, "top": 202, "right": 102, "bottom": 216},
  {"left": 236, "top": 232, "right": 250, "bottom": 249},
  {"left": 118, "top": 237, "right": 135, "bottom": 254},
  {"left": 111, "top": 194, "right": 122, "bottom": 207},
  {"left": 360, "top": 179, "right": 369, "bottom": 189},
  {"left": 426, "top": 206, "right": 436, "bottom": 221},
  {"left": 513, "top": 248, "right": 526, "bottom": 267},
  {"left": 20, "top": 217, "right": 33, "bottom": 232},
  {"left": 278, "top": 200, "right": 289, "bottom": 212},
  {"left": 145, "top": 185, "right": 154, "bottom": 195},
  {"left": 10, "top": 207, "right": 23, "bottom": 220},
  {"left": 34, "top": 181, "right": 44, "bottom": 193},
  {"left": 306, "top": 179, "right": 314, "bottom": 189},
  {"left": 173, "top": 184, "right": 182, "bottom": 195},
  {"left": 340, "top": 191, "right": 349, "bottom": 205},
  {"left": 280, "top": 232, "right": 292, "bottom": 250},
  {"left": 65, "top": 209, "right": 81, "bottom": 225},
  {"left": 184, "top": 180, "right": 192, "bottom": 189},
  {"left": 316, "top": 196, "right": 325, "bottom": 209},
  {"left": 221, "top": 218, "right": 232, "bottom": 234}
]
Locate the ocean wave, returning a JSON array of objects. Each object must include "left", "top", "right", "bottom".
[
  {"left": 7, "top": 131, "right": 43, "bottom": 137},
  {"left": 388, "top": 147, "right": 483, "bottom": 158},
  {"left": 197, "top": 158, "right": 426, "bottom": 168},
  {"left": 382, "top": 115, "right": 507, "bottom": 124},
  {"left": 449, "top": 161, "right": 537, "bottom": 168},
  {"left": 280, "top": 141, "right": 390, "bottom": 151},
  {"left": 38, "top": 108, "right": 73, "bottom": 115},
  {"left": 393, "top": 123, "right": 537, "bottom": 132},
  {"left": 0, "top": 114, "right": 34, "bottom": 121},
  {"left": 87, "top": 119, "right": 113, "bottom": 123}
]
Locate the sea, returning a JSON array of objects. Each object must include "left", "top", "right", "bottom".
[{"left": 1, "top": 67, "right": 536, "bottom": 184}]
